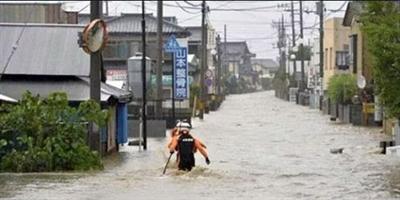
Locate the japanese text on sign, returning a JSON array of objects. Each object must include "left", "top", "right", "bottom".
[{"left": 174, "top": 47, "right": 188, "bottom": 99}]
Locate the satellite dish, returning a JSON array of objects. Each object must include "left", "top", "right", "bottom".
[{"left": 357, "top": 75, "right": 366, "bottom": 89}]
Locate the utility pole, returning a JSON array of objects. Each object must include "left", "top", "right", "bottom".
[
  {"left": 318, "top": 0, "right": 324, "bottom": 110},
  {"left": 105, "top": 1, "right": 109, "bottom": 16},
  {"left": 299, "top": 0, "right": 305, "bottom": 91},
  {"left": 155, "top": 0, "right": 163, "bottom": 119},
  {"left": 141, "top": 0, "right": 147, "bottom": 150},
  {"left": 275, "top": 15, "right": 287, "bottom": 99},
  {"left": 281, "top": 15, "right": 286, "bottom": 76},
  {"left": 290, "top": 0, "right": 297, "bottom": 81},
  {"left": 224, "top": 24, "right": 227, "bottom": 76},
  {"left": 199, "top": 0, "right": 206, "bottom": 120},
  {"left": 89, "top": 0, "right": 102, "bottom": 153},
  {"left": 319, "top": 1, "right": 324, "bottom": 80},
  {"left": 216, "top": 34, "right": 222, "bottom": 95}
]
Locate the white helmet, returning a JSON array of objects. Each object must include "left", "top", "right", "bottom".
[{"left": 176, "top": 122, "right": 191, "bottom": 130}]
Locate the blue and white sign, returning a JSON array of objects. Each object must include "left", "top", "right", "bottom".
[
  {"left": 174, "top": 47, "right": 188, "bottom": 99},
  {"left": 164, "top": 34, "right": 181, "bottom": 53}
]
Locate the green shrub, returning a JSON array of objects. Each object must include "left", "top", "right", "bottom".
[
  {"left": 327, "top": 74, "right": 357, "bottom": 104},
  {"left": 0, "top": 92, "right": 107, "bottom": 172}
]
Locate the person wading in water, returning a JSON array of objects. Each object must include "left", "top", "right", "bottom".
[
  {"left": 168, "top": 121, "right": 207, "bottom": 163},
  {"left": 168, "top": 122, "right": 210, "bottom": 171}
]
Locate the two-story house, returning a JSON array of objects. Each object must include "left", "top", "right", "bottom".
[
  {"left": 343, "top": 1, "right": 384, "bottom": 128},
  {"left": 323, "top": 17, "right": 351, "bottom": 91},
  {"left": 186, "top": 24, "right": 217, "bottom": 94},
  {"left": 221, "top": 41, "right": 255, "bottom": 79}
]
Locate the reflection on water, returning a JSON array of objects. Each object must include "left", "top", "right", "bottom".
[{"left": 1, "top": 91, "right": 400, "bottom": 200}]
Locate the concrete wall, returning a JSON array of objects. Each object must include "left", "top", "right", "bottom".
[{"left": 128, "top": 120, "right": 166, "bottom": 138}]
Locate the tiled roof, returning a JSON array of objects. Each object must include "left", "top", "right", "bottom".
[
  {"left": 79, "top": 13, "right": 190, "bottom": 35},
  {"left": 251, "top": 58, "right": 278, "bottom": 69}
]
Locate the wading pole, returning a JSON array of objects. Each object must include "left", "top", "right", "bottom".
[{"left": 163, "top": 152, "right": 174, "bottom": 175}]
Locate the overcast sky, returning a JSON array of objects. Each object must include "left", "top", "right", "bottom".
[{"left": 38, "top": 1, "right": 347, "bottom": 60}]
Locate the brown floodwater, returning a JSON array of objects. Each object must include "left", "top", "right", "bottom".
[{"left": 1, "top": 91, "right": 400, "bottom": 200}]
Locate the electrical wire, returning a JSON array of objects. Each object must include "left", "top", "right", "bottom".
[
  {"left": 211, "top": 5, "right": 285, "bottom": 11},
  {"left": 180, "top": 14, "right": 201, "bottom": 23},
  {"left": 327, "top": 1, "right": 348, "bottom": 12},
  {"left": 161, "top": 2, "right": 288, "bottom": 12},
  {"left": 77, "top": 3, "right": 90, "bottom": 13},
  {"left": 183, "top": 1, "right": 202, "bottom": 7},
  {"left": 125, "top": 2, "right": 156, "bottom": 12},
  {"left": 175, "top": 1, "right": 201, "bottom": 14},
  {"left": 162, "top": 2, "right": 199, "bottom": 10},
  {"left": 229, "top": 37, "right": 277, "bottom": 41}
]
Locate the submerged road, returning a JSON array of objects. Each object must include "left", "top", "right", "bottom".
[{"left": 1, "top": 91, "right": 400, "bottom": 200}]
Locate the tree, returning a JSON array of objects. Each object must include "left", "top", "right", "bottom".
[{"left": 361, "top": 1, "right": 400, "bottom": 118}]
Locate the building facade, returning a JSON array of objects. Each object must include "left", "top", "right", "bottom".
[{"left": 323, "top": 17, "right": 351, "bottom": 91}]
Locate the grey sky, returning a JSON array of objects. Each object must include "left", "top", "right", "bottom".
[{"left": 26, "top": 1, "right": 348, "bottom": 60}]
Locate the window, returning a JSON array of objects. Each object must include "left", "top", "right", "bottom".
[
  {"left": 349, "top": 34, "right": 358, "bottom": 74},
  {"left": 103, "top": 41, "right": 131, "bottom": 59},
  {"left": 336, "top": 51, "right": 349, "bottom": 70},
  {"left": 329, "top": 48, "right": 333, "bottom": 70},
  {"left": 324, "top": 49, "right": 328, "bottom": 70}
]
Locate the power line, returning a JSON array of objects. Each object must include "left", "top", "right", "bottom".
[
  {"left": 229, "top": 37, "right": 277, "bottom": 41},
  {"left": 125, "top": 2, "right": 156, "bottom": 12},
  {"left": 77, "top": 3, "right": 90, "bottom": 13},
  {"left": 211, "top": 5, "right": 284, "bottom": 11},
  {"left": 183, "top": 1, "right": 202, "bottom": 7},
  {"left": 175, "top": 1, "right": 201, "bottom": 14},
  {"left": 327, "top": 1, "right": 348, "bottom": 12},
  {"left": 211, "top": 19, "right": 274, "bottom": 25},
  {"left": 161, "top": 2, "right": 288, "bottom": 12},
  {"left": 180, "top": 14, "right": 201, "bottom": 23}
]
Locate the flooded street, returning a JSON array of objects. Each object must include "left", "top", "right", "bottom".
[{"left": 2, "top": 91, "right": 400, "bottom": 200}]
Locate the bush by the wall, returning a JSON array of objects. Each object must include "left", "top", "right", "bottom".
[
  {"left": 327, "top": 74, "right": 358, "bottom": 104},
  {"left": 0, "top": 92, "right": 107, "bottom": 172}
]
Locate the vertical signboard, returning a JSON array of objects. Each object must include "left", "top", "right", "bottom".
[{"left": 174, "top": 47, "right": 188, "bottom": 99}]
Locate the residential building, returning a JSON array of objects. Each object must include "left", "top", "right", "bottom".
[
  {"left": 221, "top": 41, "right": 256, "bottom": 79},
  {"left": 0, "top": 23, "right": 131, "bottom": 154},
  {"left": 251, "top": 58, "right": 278, "bottom": 90},
  {"left": 343, "top": 2, "right": 373, "bottom": 86},
  {"left": 251, "top": 58, "right": 279, "bottom": 79},
  {"left": 343, "top": 1, "right": 386, "bottom": 129},
  {"left": 78, "top": 13, "right": 191, "bottom": 100},
  {"left": 323, "top": 17, "right": 351, "bottom": 91},
  {"left": 186, "top": 25, "right": 217, "bottom": 94}
]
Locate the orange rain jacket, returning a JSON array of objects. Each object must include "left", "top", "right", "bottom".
[
  {"left": 168, "top": 132, "right": 209, "bottom": 159},
  {"left": 168, "top": 128, "right": 207, "bottom": 150}
]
